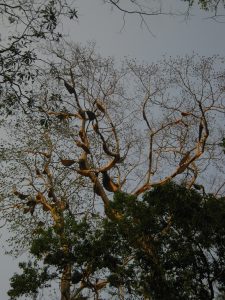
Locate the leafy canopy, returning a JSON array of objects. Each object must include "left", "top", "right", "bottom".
[{"left": 8, "top": 183, "right": 225, "bottom": 299}]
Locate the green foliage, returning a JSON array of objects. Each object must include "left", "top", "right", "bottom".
[
  {"left": 8, "top": 261, "right": 56, "bottom": 299},
  {"left": 30, "top": 215, "right": 91, "bottom": 267},
  {"left": 7, "top": 216, "right": 93, "bottom": 298},
  {"left": 97, "top": 184, "right": 225, "bottom": 299},
  {"left": 0, "top": 0, "right": 77, "bottom": 114},
  {"left": 8, "top": 184, "right": 225, "bottom": 299}
]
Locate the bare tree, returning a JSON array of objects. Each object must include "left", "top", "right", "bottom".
[
  {"left": 1, "top": 43, "right": 225, "bottom": 299},
  {"left": 40, "top": 44, "right": 225, "bottom": 201},
  {"left": 2, "top": 43, "right": 225, "bottom": 219},
  {"left": 1, "top": 0, "right": 225, "bottom": 116},
  {"left": 102, "top": 0, "right": 225, "bottom": 33},
  {"left": 104, "top": 0, "right": 225, "bottom": 18}
]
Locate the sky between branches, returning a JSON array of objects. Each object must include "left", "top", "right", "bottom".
[{"left": 0, "top": 0, "right": 225, "bottom": 298}]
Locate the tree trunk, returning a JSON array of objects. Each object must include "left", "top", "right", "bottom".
[{"left": 61, "top": 263, "right": 71, "bottom": 300}]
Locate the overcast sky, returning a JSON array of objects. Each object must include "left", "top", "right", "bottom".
[
  {"left": 1, "top": 0, "right": 225, "bottom": 298},
  {"left": 70, "top": 1, "right": 225, "bottom": 60}
]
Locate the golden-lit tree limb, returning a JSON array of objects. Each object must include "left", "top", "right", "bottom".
[{"left": 1, "top": 47, "right": 225, "bottom": 298}]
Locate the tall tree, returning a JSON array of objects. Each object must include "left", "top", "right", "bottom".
[
  {"left": 7, "top": 183, "right": 225, "bottom": 299},
  {"left": 0, "top": 43, "right": 225, "bottom": 298}
]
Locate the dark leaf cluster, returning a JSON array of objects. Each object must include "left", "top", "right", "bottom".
[
  {"left": 8, "top": 261, "right": 56, "bottom": 299},
  {"left": 8, "top": 183, "right": 225, "bottom": 299}
]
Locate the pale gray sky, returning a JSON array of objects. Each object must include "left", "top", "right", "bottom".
[
  {"left": 69, "top": 1, "right": 225, "bottom": 60},
  {"left": 1, "top": 0, "right": 225, "bottom": 298}
]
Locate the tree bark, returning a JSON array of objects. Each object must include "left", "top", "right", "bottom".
[{"left": 61, "top": 263, "right": 71, "bottom": 300}]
